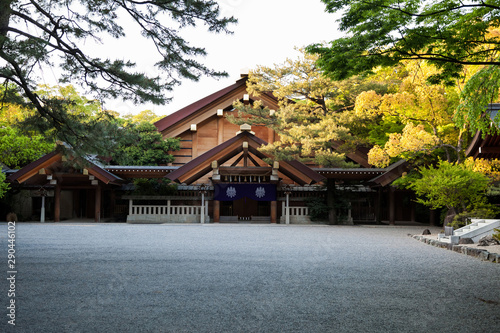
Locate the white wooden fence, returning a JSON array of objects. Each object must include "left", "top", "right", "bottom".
[
  {"left": 281, "top": 202, "right": 311, "bottom": 224},
  {"left": 127, "top": 199, "right": 208, "bottom": 224}
]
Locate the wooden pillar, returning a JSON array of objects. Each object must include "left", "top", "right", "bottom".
[
  {"left": 327, "top": 178, "right": 337, "bottom": 225},
  {"left": 270, "top": 201, "right": 277, "bottom": 223},
  {"left": 54, "top": 184, "right": 61, "bottom": 222},
  {"left": 213, "top": 200, "right": 220, "bottom": 222},
  {"left": 375, "top": 187, "right": 382, "bottom": 224},
  {"left": 95, "top": 185, "right": 101, "bottom": 222},
  {"left": 110, "top": 190, "right": 116, "bottom": 219},
  {"left": 389, "top": 186, "right": 395, "bottom": 225}
]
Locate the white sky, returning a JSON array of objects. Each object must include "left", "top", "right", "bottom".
[{"left": 40, "top": 0, "right": 343, "bottom": 117}]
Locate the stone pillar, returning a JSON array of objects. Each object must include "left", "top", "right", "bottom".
[
  {"left": 54, "top": 185, "right": 61, "bottom": 222},
  {"left": 271, "top": 201, "right": 277, "bottom": 223},
  {"left": 213, "top": 200, "right": 220, "bottom": 222},
  {"left": 40, "top": 195, "right": 46, "bottom": 223},
  {"left": 389, "top": 186, "right": 395, "bottom": 225}
]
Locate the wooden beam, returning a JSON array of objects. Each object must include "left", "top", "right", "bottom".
[
  {"left": 247, "top": 153, "right": 261, "bottom": 167},
  {"left": 230, "top": 153, "right": 244, "bottom": 167},
  {"left": 479, "top": 146, "right": 500, "bottom": 154}
]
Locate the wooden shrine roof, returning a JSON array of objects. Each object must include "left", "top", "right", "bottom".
[
  {"left": 166, "top": 131, "right": 326, "bottom": 186},
  {"left": 154, "top": 76, "right": 248, "bottom": 133},
  {"left": 369, "top": 160, "right": 410, "bottom": 186},
  {"left": 465, "top": 104, "right": 500, "bottom": 159},
  {"left": 465, "top": 130, "right": 500, "bottom": 159},
  {"left": 7, "top": 151, "right": 123, "bottom": 186}
]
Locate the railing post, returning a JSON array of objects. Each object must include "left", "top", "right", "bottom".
[
  {"left": 201, "top": 191, "right": 205, "bottom": 224},
  {"left": 129, "top": 199, "right": 133, "bottom": 215},
  {"left": 287, "top": 194, "right": 290, "bottom": 224}
]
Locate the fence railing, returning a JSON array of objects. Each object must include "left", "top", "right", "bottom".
[
  {"left": 281, "top": 202, "right": 309, "bottom": 217},
  {"left": 130, "top": 204, "right": 203, "bottom": 216},
  {"left": 128, "top": 199, "right": 208, "bottom": 223}
]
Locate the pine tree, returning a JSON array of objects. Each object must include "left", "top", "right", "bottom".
[{"left": 0, "top": 0, "right": 236, "bottom": 154}]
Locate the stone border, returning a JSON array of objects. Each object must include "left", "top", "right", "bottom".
[{"left": 409, "top": 234, "right": 500, "bottom": 263}]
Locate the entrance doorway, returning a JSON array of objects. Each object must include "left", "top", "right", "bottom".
[{"left": 220, "top": 198, "right": 271, "bottom": 221}]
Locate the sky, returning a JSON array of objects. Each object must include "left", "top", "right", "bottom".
[{"left": 43, "top": 0, "right": 343, "bottom": 117}]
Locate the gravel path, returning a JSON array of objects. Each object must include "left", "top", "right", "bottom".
[{"left": 1, "top": 223, "right": 499, "bottom": 333}]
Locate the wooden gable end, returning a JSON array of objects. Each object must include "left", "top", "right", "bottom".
[{"left": 155, "top": 76, "right": 279, "bottom": 166}]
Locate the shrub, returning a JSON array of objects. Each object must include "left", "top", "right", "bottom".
[
  {"left": 131, "top": 178, "right": 177, "bottom": 196},
  {"left": 493, "top": 228, "right": 500, "bottom": 242},
  {"left": 305, "top": 197, "right": 330, "bottom": 221},
  {"left": 449, "top": 204, "right": 499, "bottom": 229}
]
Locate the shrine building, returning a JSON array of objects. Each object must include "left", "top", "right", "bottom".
[{"left": 5, "top": 74, "right": 426, "bottom": 224}]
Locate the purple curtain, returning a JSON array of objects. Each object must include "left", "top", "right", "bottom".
[{"left": 214, "top": 184, "right": 276, "bottom": 201}]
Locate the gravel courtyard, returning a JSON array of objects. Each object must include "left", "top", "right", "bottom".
[{"left": 1, "top": 223, "right": 499, "bottom": 332}]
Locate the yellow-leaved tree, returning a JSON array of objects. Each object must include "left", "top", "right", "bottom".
[{"left": 360, "top": 61, "right": 467, "bottom": 167}]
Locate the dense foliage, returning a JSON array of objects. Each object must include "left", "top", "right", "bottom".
[
  {"left": 362, "top": 61, "right": 465, "bottom": 166},
  {"left": 0, "top": 84, "right": 179, "bottom": 168},
  {"left": 410, "top": 160, "right": 491, "bottom": 212},
  {"left": 229, "top": 49, "right": 389, "bottom": 167},
  {"left": 0, "top": 172, "right": 9, "bottom": 198},
  {"left": 308, "top": 0, "right": 500, "bottom": 84},
  {"left": 111, "top": 122, "right": 180, "bottom": 166},
  {"left": 131, "top": 178, "right": 177, "bottom": 196},
  {"left": 0, "top": 126, "right": 53, "bottom": 169}
]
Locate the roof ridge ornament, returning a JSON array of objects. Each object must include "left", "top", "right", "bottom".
[{"left": 236, "top": 123, "right": 255, "bottom": 135}]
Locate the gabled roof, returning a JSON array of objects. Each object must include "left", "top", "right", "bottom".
[
  {"left": 7, "top": 151, "right": 122, "bottom": 186},
  {"left": 155, "top": 76, "right": 248, "bottom": 133},
  {"left": 369, "top": 159, "right": 410, "bottom": 186},
  {"left": 166, "top": 131, "right": 326, "bottom": 186}
]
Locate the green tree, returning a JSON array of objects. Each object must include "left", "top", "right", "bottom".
[
  {"left": 122, "top": 110, "right": 162, "bottom": 124},
  {"left": 410, "top": 160, "right": 490, "bottom": 213},
  {"left": 229, "top": 49, "right": 388, "bottom": 167},
  {"left": 307, "top": 1, "right": 500, "bottom": 84},
  {"left": 0, "top": 172, "right": 9, "bottom": 199},
  {"left": 0, "top": 126, "right": 53, "bottom": 169},
  {"left": 18, "top": 85, "right": 119, "bottom": 157},
  {"left": 455, "top": 64, "right": 500, "bottom": 135},
  {"left": 0, "top": 0, "right": 236, "bottom": 152},
  {"left": 111, "top": 122, "right": 180, "bottom": 166}
]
